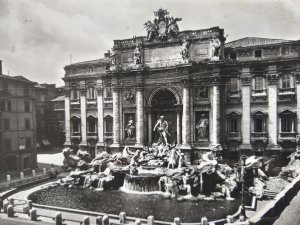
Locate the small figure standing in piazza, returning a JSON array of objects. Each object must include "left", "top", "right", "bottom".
[
  {"left": 153, "top": 115, "right": 169, "bottom": 146},
  {"left": 196, "top": 114, "right": 209, "bottom": 140}
]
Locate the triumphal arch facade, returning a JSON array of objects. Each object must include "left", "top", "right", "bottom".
[{"left": 63, "top": 9, "right": 300, "bottom": 163}]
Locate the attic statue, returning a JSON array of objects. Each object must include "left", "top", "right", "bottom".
[{"left": 133, "top": 44, "right": 142, "bottom": 65}]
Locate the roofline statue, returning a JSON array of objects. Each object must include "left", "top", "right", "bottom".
[{"left": 144, "top": 8, "right": 182, "bottom": 42}]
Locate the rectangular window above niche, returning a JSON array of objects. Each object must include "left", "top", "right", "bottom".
[
  {"left": 254, "top": 49, "right": 262, "bottom": 58},
  {"left": 230, "top": 52, "right": 237, "bottom": 60}
]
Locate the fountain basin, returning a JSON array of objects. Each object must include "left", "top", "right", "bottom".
[{"left": 28, "top": 185, "right": 241, "bottom": 223}]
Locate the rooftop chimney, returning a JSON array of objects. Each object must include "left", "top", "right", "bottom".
[{"left": 0, "top": 60, "right": 2, "bottom": 75}]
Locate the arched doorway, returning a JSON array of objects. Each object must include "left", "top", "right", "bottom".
[{"left": 150, "top": 88, "right": 180, "bottom": 145}]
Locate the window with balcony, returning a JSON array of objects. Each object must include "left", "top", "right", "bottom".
[
  {"left": 279, "top": 74, "right": 294, "bottom": 93},
  {"left": 226, "top": 112, "right": 241, "bottom": 142},
  {"left": 87, "top": 86, "right": 96, "bottom": 100},
  {"left": 105, "top": 86, "right": 112, "bottom": 98},
  {"left": 278, "top": 110, "right": 296, "bottom": 142},
  {"left": 70, "top": 85, "right": 79, "bottom": 102},
  {"left": 229, "top": 77, "right": 240, "bottom": 96},
  {"left": 279, "top": 110, "right": 295, "bottom": 133},
  {"left": 251, "top": 111, "right": 268, "bottom": 143},
  {"left": 252, "top": 111, "right": 267, "bottom": 133},
  {"left": 252, "top": 76, "right": 266, "bottom": 95}
]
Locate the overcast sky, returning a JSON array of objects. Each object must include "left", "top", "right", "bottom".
[{"left": 0, "top": 0, "right": 300, "bottom": 86}]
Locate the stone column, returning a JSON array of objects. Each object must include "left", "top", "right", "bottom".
[
  {"left": 240, "top": 68, "right": 252, "bottom": 150},
  {"left": 211, "top": 72, "right": 221, "bottom": 146},
  {"left": 111, "top": 86, "right": 120, "bottom": 147},
  {"left": 148, "top": 112, "right": 152, "bottom": 145},
  {"left": 176, "top": 109, "right": 182, "bottom": 145},
  {"left": 64, "top": 91, "right": 71, "bottom": 146},
  {"left": 135, "top": 87, "right": 144, "bottom": 148},
  {"left": 97, "top": 87, "right": 104, "bottom": 147},
  {"left": 267, "top": 65, "right": 280, "bottom": 149},
  {"left": 80, "top": 89, "right": 87, "bottom": 146},
  {"left": 181, "top": 81, "right": 191, "bottom": 149}
]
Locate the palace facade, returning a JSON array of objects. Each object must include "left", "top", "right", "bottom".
[{"left": 63, "top": 9, "right": 300, "bottom": 162}]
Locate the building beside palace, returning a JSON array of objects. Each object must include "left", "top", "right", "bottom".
[
  {"left": 63, "top": 9, "right": 300, "bottom": 162},
  {"left": 46, "top": 87, "right": 65, "bottom": 149},
  {"left": 0, "top": 60, "right": 37, "bottom": 171}
]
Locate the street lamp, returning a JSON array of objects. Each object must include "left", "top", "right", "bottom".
[{"left": 236, "top": 155, "right": 247, "bottom": 222}]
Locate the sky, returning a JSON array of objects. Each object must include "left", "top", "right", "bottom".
[{"left": 0, "top": 0, "right": 300, "bottom": 86}]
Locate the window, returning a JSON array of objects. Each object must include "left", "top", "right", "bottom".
[
  {"left": 25, "top": 119, "right": 31, "bottom": 129},
  {"left": 252, "top": 112, "right": 267, "bottom": 133},
  {"left": 26, "top": 138, "right": 31, "bottom": 150},
  {"left": 105, "top": 86, "right": 112, "bottom": 98},
  {"left": 25, "top": 101, "right": 30, "bottom": 112},
  {"left": 230, "top": 52, "right": 237, "bottom": 60},
  {"left": 229, "top": 77, "right": 239, "bottom": 95},
  {"left": 0, "top": 101, "right": 5, "bottom": 111},
  {"left": 71, "top": 87, "right": 79, "bottom": 101},
  {"left": 228, "top": 117, "right": 238, "bottom": 132},
  {"left": 254, "top": 118, "right": 264, "bottom": 132},
  {"left": 4, "top": 119, "right": 10, "bottom": 130},
  {"left": 87, "top": 86, "right": 96, "bottom": 100},
  {"left": 89, "top": 67, "right": 94, "bottom": 73},
  {"left": 280, "top": 111, "right": 295, "bottom": 133},
  {"left": 227, "top": 112, "right": 241, "bottom": 133},
  {"left": 4, "top": 139, "right": 11, "bottom": 151},
  {"left": 255, "top": 76, "right": 264, "bottom": 90},
  {"left": 7, "top": 101, "right": 11, "bottom": 112},
  {"left": 282, "top": 74, "right": 290, "bottom": 89},
  {"left": 24, "top": 86, "right": 29, "bottom": 96},
  {"left": 40, "top": 95, "right": 46, "bottom": 101},
  {"left": 281, "top": 117, "right": 294, "bottom": 132},
  {"left": 87, "top": 116, "right": 97, "bottom": 133},
  {"left": 254, "top": 50, "right": 262, "bottom": 58},
  {"left": 71, "top": 117, "right": 81, "bottom": 133}
]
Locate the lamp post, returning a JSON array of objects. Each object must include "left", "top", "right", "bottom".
[{"left": 237, "top": 155, "right": 247, "bottom": 222}]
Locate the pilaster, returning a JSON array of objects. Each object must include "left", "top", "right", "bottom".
[
  {"left": 80, "top": 88, "right": 87, "bottom": 146},
  {"left": 240, "top": 67, "right": 252, "bottom": 150},
  {"left": 210, "top": 69, "right": 221, "bottom": 146},
  {"left": 111, "top": 85, "right": 121, "bottom": 148},
  {"left": 64, "top": 90, "right": 71, "bottom": 146},
  {"left": 97, "top": 87, "right": 104, "bottom": 147},
  {"left": 181, "top": 79, "right": 191, "bottom": 149},
  {"left": 266, "top": 65, "right": 280, "bottom": 150},
  {"left": 135, "top": 86, "right": 144, "bottom": 148}
]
